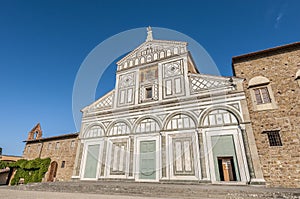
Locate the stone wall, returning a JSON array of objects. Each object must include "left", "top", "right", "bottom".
[
  {"left": 23, "top": 136, "right": 78, "bottom": 182},
  {"left": 232, "top": 44, "right": 300, "bottom": 188}
]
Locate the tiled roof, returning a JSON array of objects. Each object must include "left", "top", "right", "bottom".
[{"left": 24, "top": 133, "right": 79, "bottom": 143}]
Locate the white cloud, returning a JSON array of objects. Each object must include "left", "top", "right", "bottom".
[{"left": 275, "top": 12, "right": 283, "bottom": 29}]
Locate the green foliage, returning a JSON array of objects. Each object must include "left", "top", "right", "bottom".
[
  {"left": 9, "top": 159, "right": 26, "bottom": 168},
  {"left": 9, "top": 157, "right": 51, "bottom": 185},
  {"left": 0, "top": 160, "right": 9, "bottom": 169}
]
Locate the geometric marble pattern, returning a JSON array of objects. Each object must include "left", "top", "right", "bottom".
[
  {"left": 119, "top": 73, "right": 135, "bottom": 88},
  {"left": 189, "top": 75, "right": 231, "bottom": 93},
  {"left": 172, "top": 137, "right": 194, "bottom": 175},
  {"left": 109, "top": 141, "right": 127, "bottom": 175},
  {"left": 96, "top": 92, "right": 114, "bottom": 108},
  {"left": 229, "top": 103, "right": 240, "bottom": 111},
  {"left": 164, "top": 60, "right": 182, "bottom": 77}
]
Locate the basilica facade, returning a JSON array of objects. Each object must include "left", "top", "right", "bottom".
[{"left": 72, "top": 28, "right": 265, "bottom": 184}]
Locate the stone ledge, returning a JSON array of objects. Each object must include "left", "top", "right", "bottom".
[{"left": 6, "top": 181, "right": 300, "bottom": 199}]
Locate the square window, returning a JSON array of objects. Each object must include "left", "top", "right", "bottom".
[
  {"left": 264, "top": 130, "right": 282, "bottom": 146},
  {"left": 254, "top": 87, "right": 271, "bottom": 104},
  {"left": 70, "top": 140, "right": 75, "bottom": 148},
  {"left": 145, "top": 87, "right": 153, "bottom": 99},
  {"left": 61, "top": 161, "right": 65, "bottom": 168},
  {"left": 55, "top": 142, "right": 60, "bottom": 149}
]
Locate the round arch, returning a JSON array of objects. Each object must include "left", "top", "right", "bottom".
[
  {"left": 140, "top": 56, "right": 146, "bottom": 64},
  {"left": 133, "top": 115, "right": 162, "bottom": 133},
  {"left": 159, "top": 50, "right": 166, "bottom": 58},
  {"left": 47, "top": 161, "right": 58, "bottom": 182},
  {"left": 107, "top": 119, "right": 131, "bottom": 136},
  {"left": 162, "top": 111, "right": 198, "bottom": 130},
  {"left": 248, "top": 76, "right": 270, "bottom": 87},
  {"left": 82, "top": 123, "right": 106, "bottom": 138},
  {"left": 199, "top": 105, "right": 243, "bottom": 127}
]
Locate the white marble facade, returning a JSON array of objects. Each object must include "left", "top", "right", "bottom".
[{"left": 73, "top": 28, "right": 263, "bottom": 184}]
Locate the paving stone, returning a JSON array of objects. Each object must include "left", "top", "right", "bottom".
[{"left": 3, "top": 181, "right": 300, "bottom": 199}]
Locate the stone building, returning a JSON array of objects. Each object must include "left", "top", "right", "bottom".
[
  {"left": 23, "top": 123, "right": 79, "bottom": 182},
  {"left": 72, "top": 28, "right": 265, "bottom": 185},
  {"left": 0, "top": 155, "right": 22, "bottom": 162},
  {"left": 232, "top": 42, "right": 300, "bottom": 188},
  {"left": 0, "top": 153, "right": 22, "bottom": 185}
]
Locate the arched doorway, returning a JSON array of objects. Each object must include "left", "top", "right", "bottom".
[
  {"left": 47, "top": 161, "right": 58, "bottom": 182},
  {"left": 200, "top": 108, "right": 250, "bottom": 183}
]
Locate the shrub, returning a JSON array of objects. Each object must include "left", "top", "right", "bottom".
[
  {"left": 0, "top": 161, "right": 8, "bottom": 169},
  {"left": 9, "top": 157, "right": 51, "bottom": 185}
]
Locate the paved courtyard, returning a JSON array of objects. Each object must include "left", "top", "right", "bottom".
[
  {"left": 0, "top": 188, "right": 167, "bottom": 199},
  {"left": 1, "top": 181, "right": 300, "bottom": 199}
]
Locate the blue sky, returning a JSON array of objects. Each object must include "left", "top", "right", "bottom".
[{"left": 1, "top": 0, "right": 299, "bottom": 156}]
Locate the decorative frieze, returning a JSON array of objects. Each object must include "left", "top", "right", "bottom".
[{"left": 117, "top": 40, "right": 187, "bottom": 71}]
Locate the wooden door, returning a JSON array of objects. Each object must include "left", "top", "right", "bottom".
[
  {"left": 47, "top": 161, "right": 58, "bottom": 182},
  {"left": 218, "top": 157, "right": 236, "bottom": 181}
]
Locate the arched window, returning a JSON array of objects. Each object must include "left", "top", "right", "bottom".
[
  {"left": 123, "top": 62, "right": 128, "bottom": 69},
  {"left": 203, "top": 109, "right": 238, "bottom": 127},
  {"left": 166, "top": 114, "right": 196, "bottom": 130},
  {"left": 180, "top": 47, "right": 185, "bottom": 53},
  {"left": 84, "top": 126, "right": 104, "bottom": 138},
  {"left": 135, "top": 58, "right": 139, "bottom": 65},
  {"left": 166, "top": 49, "right": 172, "bottom": 56},
  {"left": 146, "top": 55, "right": 152, "bottom": 62},
  {"left": 160, "top": 51, "right": 165, "bottom": 58},
  {"left": 109, "top": 122, "right": 130, "bottom": 136},
  {"left": 135, "top": 118, "right": 160, "bottom": 133},
  {"left": 140, "top": 57, "right": 145, "bottom": 64},
  {"left": 173, "top": 47, "right": 179, "bottom": 54}
]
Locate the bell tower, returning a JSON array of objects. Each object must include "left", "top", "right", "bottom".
[{"left": 27, "top": 123, "right": 42, "bottom": 140}]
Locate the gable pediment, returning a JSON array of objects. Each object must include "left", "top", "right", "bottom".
[
  {"left": 82, "top": 90, "right": 114, "bottom": 113},
  {"left": 117, "top": 40, "right": 187, "bottom": 71}
]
